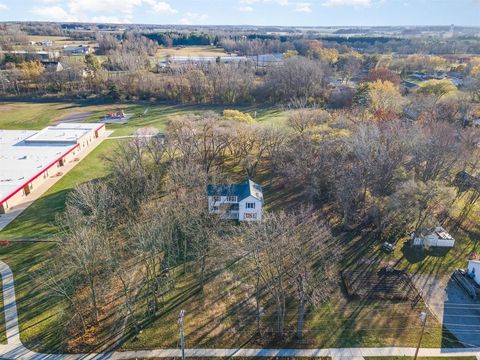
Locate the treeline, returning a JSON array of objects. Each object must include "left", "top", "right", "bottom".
[
  {"left": 142, "top": 29, "right": 480, "bottom": 55},
  {"left": 144, "top": 32, "right": 214, "bottom": 47},
  {"left": 0, "top": 56, "right": 335, "bottom": 104}
]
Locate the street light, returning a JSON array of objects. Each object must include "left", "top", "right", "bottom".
[
  {"left": 177, "top": 309, "right": 186, "bottom": 360},
  {"left": 414, "top": 311, "right": 427, "bottom": 360}
]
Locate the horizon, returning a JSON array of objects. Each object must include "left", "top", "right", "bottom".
[{"left": 0, "top": 0, "right": 479, "bottom": 27}]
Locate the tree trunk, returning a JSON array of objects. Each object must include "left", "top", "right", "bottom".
[
  {"left": 296, "top": 296, "right": 306, "bottom": 340},
  {"left": 275, "top": 294, "right": 285, "bottom": 337},
  {"left": 88, "top": 278, "right": 99, "bottom": 323},
  {"left": 199, "top": 255, "right": 206, "bottom": 292},
  {"left": 255, "top": 273, "right": 261, "bottom": 334}
]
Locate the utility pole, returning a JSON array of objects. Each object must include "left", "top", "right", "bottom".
[
  {"left": 177, "top": 309, "right": 186, "bottom": 360},
  {"left": 414, "top": 311, "right": 427, "bottom": 360}
]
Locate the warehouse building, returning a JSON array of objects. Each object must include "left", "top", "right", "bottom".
[{"left": 0, "top": 123, "right": 106, "bottom": 214}]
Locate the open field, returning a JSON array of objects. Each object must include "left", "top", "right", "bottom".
[
  {"left": 26, "top": 35, "right": 97, "bottom": 49},
  {"left": 0, "top": 101, "right": 287, "bottom": 134},
  {"left": 156, "top": 45, "right": 227, "bottom": 59}
]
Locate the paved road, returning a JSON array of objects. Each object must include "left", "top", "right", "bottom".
[
  {"left": 56, "top": 112, "right": 93, "bottom": 123},
  {"left": 0, "top": 260, "right": 480, "bottom": 359},
  {"left": 413, "top": 273, "right": 480, "bottom": 347}
]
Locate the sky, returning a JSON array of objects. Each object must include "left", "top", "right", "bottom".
[{"left": 0, "top": 0, "right": 479, "bottom": 27}]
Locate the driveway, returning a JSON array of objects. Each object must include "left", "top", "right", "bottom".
[
  {"left": 413, "top": 273, "right": 480, "bottom": 347},
  {"left": 55, "top": 112, "right": 93, "bottom": 123}
]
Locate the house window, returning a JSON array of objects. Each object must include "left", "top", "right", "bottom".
[
  {"left": 226, "top": 196, "right": 237, "bottom": 202},
  {"left": 246, "top": 202, "right": 256, "bottom": 209},
  {"left": 213, "top": 206, "right": 219, "bottom": 211},
  {"left": 213, "top": 195, "right": 221, "bottom": 202}
]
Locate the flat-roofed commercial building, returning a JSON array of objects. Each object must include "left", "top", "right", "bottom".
[{"left": 0, "top": 123, "right": 106, "bottom": 214}]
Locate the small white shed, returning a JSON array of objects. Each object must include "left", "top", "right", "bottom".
[
  {"left": 411, "top": 227, "right": 455, "bottom": 248},
  {"left": 467, "top": 260, "right": 480, "bottom": 286}
]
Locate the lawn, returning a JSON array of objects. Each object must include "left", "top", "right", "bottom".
[
  {"left": 25, "top": 35, "right": 98, "bottom": 51},
  {"left": 122, "top": 249, "right": 460, "bottom": 351},
  {"left": 0, "top": 101, "right": 286, "bottom": 134},
  {"left": 0, "top": 242, "right": 66, "bottom": 352},
  {"left": 0, "top": 102, "right": 76, "bottom": 129}
]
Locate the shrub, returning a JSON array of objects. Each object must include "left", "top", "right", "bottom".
[{"left": 223, "top": 109, "right": 255, "bottom": 124}]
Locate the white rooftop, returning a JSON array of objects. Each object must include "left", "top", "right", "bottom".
[
  {"left": 0, "top": 123, "right": 102, "bottom": 204},
  {"left": 25, "top": 127, "right": 90, "bottom": 144}
]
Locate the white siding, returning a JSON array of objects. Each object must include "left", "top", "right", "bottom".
[
  {"left": 467, "top": 260, "right": 480, "bottom": 286},
  {"left": 239, "top": 196, "right": 262, "bottom": 222}
]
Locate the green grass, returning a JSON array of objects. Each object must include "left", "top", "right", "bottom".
[
  {"left": 0, "top": 242, "right": 64, "bottom": 352},
  {"left": 0, "top": 102, "right": 75, "bottom": 129},
  {"left": 86, "top": 103, "right": 287, "bottom": 137},
  {"left": 0, "top": 101, "right": 286, "bottom": 134}
]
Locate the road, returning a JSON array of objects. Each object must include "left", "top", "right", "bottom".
[
  {"left": 413, "top": 273, "right": 480, "bottom": 347},
  {"left": 55, "top": 112, "right": 93, "bottom": 123},
  {"left": 0, "top": 260, "right": 479, "bottom": 359}
]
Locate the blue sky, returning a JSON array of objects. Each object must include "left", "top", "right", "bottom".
[{"left": 0, "top": 0, "right": 479, "bottom": 26}]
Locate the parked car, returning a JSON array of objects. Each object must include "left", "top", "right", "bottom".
[{"left": 382, "top": 242, "right": 396, "bottom": 253}]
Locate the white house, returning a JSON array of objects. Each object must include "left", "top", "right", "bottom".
[
  {"left": 467, "top": 260, "right": 480, "bottom": 286},
  {"left": 411, "top": 226, "right": 455, "bottom": 248},
  {"left": 207, "top": 179, "right": 263, "bottom": 221}
]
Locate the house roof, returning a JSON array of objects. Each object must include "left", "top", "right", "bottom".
[
  {"left": 418, "top": 226, "right": 455, "bottom": 242},
  {"left": 207, "top": 179, "right": 263, "bottom": 202}
]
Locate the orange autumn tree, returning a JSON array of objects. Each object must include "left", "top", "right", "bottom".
[{"left": 367, "top": 80, "right": 404, "bottom": 121}]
